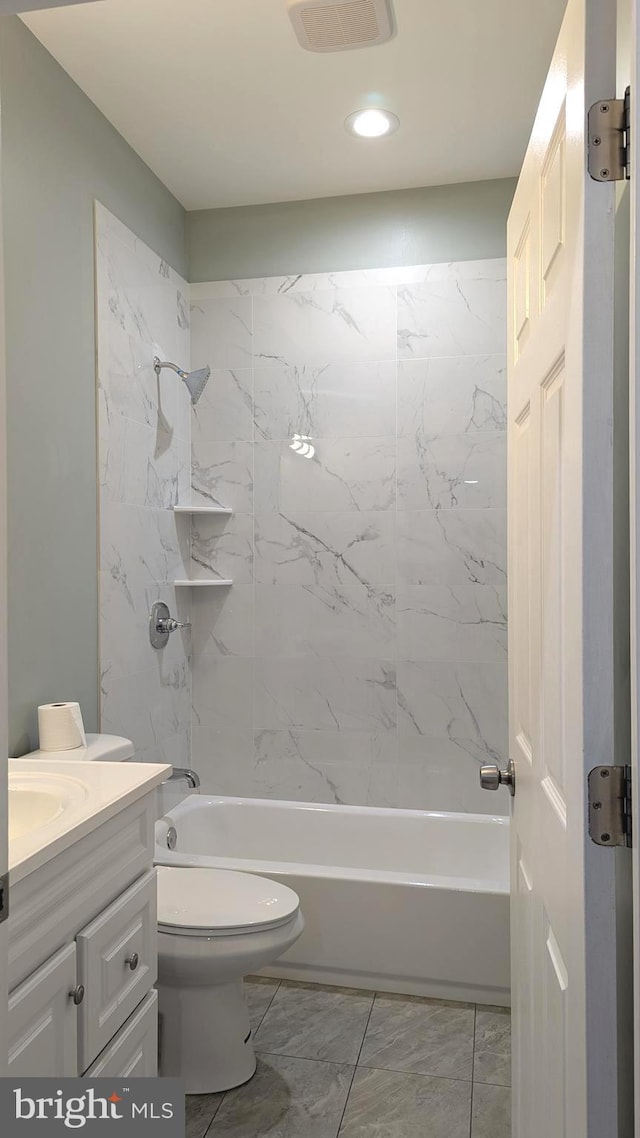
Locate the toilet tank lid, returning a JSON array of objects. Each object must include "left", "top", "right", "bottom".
[{"left": 26, "top": 732, "right": 135, "bottom": 762}]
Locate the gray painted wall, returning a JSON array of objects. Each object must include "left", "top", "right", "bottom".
[
  {"left": 1, "top": 16, "right": 187, "bottom": 755},
  {"left": 188, "top": 179, "right": 516, "bottom": 282}
]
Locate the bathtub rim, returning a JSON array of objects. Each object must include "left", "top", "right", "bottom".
[
  {"left": 167, "top": 791, "right": 510, "bottom": 828},
  {"left": 155, "top": 793, "right": 510, "bottom": 896}
]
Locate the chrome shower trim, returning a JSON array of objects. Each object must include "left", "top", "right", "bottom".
[
  {"left": 167, "top": 767, "right": 201, "bottom": 790},
  {"left": 153, "top": 355, "right": 211, "bottom": 405},
  {"left": 153, "top": 356, "right": 188, "bottom": 380}
]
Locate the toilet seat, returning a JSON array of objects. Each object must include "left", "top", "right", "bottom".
[{"left": 157, "top": 865, "right": 300, "bottom": 937}]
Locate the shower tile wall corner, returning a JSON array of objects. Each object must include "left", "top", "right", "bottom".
[
  {"left": 95, "top": 204, "right": 192, "bottom": 765},
  {"left": 191, "top": 259, "right": 508, "bottom": 814}
]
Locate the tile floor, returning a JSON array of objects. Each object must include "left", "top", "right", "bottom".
[{"left": 186, "top": 977, "right": 511, "bottom": 1138}]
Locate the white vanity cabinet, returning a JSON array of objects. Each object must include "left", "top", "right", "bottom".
[
  {"left": 8, "top": 790, "right": 160, "bottom": 1078},
  {"left": 8, "top": 944, "right": 79, "bottom": 1075},
  {"left": 76, "top": 869, "right": 157, "bottom": 1070},
  {"left": 85, "top": 991, "right": 158, "bottom": 1078}
]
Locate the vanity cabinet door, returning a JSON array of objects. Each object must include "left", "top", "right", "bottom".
[
  {"left": 76, "top": 869, "right": 157, "bottom": 1071},
  {"left": 8, "top": 943, "right": 78, "bottom": 1076},
  {"left": 84, "top": 990, "right": 158, "bottom": 1077}
]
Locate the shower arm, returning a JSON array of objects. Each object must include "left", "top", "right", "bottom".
[{"left": 154, "top": 356, "right": 187, "bottom": 380}]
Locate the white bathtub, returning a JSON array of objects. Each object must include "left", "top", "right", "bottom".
[{"left": 155, "top": 795, "right": 511, "bottom": 1006}]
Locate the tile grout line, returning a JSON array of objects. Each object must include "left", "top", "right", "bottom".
[
  {"left": 345, "top": 1061, "right": 475, "bottom": 1085},
  {"left": 469, "top": 1003, "right": 478, "bottom": 1138},
  {"left": 334, "top": 991, "right": 377, "bottom": 1137},
  {"left": 251, "top": 977, "right": 281, "bottom": 1033},
  {"left": 251, "top": 1047, "right": 476, "bottom": 1087},
  {"left": 202, "top": 1093, "right": 225, "bottom": 1138},
  {"left": 201, "top": 979, "right": 281, "bottom": 1138}
]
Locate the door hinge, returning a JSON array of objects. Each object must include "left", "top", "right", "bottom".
[
  {"left": 588, "top": 765, "right": 632, "bottom": 847},
  {"left": 0, "top": 871, "right": 8, "bottom": 924},
  {"left": 588, "top": 87, "right": 630, "bottom": 181}
]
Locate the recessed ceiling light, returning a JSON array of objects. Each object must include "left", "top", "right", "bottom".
[{"left": 345, "top": 108, "right": 399, "bottom": 138}]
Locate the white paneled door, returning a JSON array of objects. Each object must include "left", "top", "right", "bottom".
[{"left": 506, "top": 0, "right": 628, "bottom": 1135}]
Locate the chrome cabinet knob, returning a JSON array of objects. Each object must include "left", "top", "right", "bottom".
[
  {"left": 479, "top": 759, "right": 516, "bottom": 796},
  {"left": 69, "top": 984, "right": 85, "bottom": 1006},
  {"left": 125, "top": 952, "right": 140, "bottom": 972}
]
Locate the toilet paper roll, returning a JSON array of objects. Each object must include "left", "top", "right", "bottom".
[{"left": 38, "top": 702, "right": 87, "bottom": 752}]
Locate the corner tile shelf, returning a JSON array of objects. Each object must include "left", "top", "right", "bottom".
[
  {"left": 172, "top": 505, "right": 234, "bottom": 586},
  {"left": 173, "top": 505, "right": 233, "bottom": 515},
  {"left": 173, "top": 579, "right": 233, "bottom": 588}
]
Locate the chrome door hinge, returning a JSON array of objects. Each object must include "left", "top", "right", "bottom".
[
  {"left": 588, "top": 765, "right": 632, "bottom": 847},
  {"left": 0, "top": 871, "right": 8, "bottom": 924},
  {"left": 588, "top": 87, "right": 630, "bottom": 181}
]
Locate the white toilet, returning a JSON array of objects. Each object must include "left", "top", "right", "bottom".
[
  {"left": 23, "top": 732, "right": 305, "bottom": 1093},
  {"left": 157, "top": 865, "right": 303, "bottom": 1092}
]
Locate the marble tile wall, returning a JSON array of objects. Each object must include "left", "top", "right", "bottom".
[
  {"left": 189, "top": 259, "right": 507, "bottom": 812},
  {"left": 95, "top": 204, "right": 192, "bottom": 766}
]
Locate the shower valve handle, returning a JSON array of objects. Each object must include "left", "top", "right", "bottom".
[
  {"left": 149, "top": 601, "right": 190, "bottom": 649},
  {"left": 156, "top": 616, "right": 190, "bottom": 635}
]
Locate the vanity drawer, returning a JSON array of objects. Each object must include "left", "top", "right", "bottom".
[
  {"left": 9, "top": 943, "right": 78, "bottom": 1076},
  {"left": 77, "top": 869, "right": 157, "bottom": 1070},
  {"left": 84, "top": 990, "right": 158, "bottom": 1077}
]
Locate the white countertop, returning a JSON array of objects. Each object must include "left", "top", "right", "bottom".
[{"left": 8, "top": 758, "right": 171, "bottom": 884}]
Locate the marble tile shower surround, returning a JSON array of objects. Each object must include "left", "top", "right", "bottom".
[
  {"left": 95, "top": 204, "right": 192, "bottom": 766},
  {"left": 189, "top": 258, "right": 508, "bottom": 814}
]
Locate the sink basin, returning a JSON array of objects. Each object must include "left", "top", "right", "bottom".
[
  {"left": 8, "top": 771, "right": 89, "bottom": 842},
  {"left": 9, "top": 787, "right": 65, "bottom": 840},
  {"left": 7, "top": 757, "right": 172, "bottom": 883}
]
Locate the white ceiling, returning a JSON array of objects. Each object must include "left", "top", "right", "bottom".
[{"left": 23, "top": 0, "right": 567, "bottom": 211}]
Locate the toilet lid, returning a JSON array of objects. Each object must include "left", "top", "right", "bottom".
[{"left": 156, "top": 866, "right": 300, "bottom": 937}]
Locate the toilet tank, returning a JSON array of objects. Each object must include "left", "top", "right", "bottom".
[{"left": 24, "top": 732, "right": 135, "bottom": 762}]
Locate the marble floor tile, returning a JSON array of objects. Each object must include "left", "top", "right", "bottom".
[
  {"left": 185, "top": 1092, "right": 225, "bottom": 1138},
  {"left": 254, "top": 980, "right": 374, "bottom": 1063},
  {"left": 471, "top": 1082, "right": 512, "bottom": 1138},
  {"left": 244, "top": 976, "right": 281, "bottom": 1031},
  {"left": 209, "top": 1053, "right": 354, "bottom": 1138},
  {"left": 474, "top": 1006, "right": 512, "bottom": 1086},
  {"left": 359, "top": 994, "right": 475, "bottom": 1080},
  {"left": 339, "top": 1066, "right": 472, "bottom": 1138}
]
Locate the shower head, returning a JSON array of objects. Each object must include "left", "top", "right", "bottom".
[
  {"left": 153, "top": 356, "right": 211, "bottom": 405},
  {"left": 182, "top": 366, "right": 211, "bottom": 405}
]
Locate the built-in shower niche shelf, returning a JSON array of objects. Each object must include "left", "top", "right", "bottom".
[
  {"left": 173, "top": 504, "right": 233, "bottom": 515},
  {"left": 173, "top": 578, "right": 233, "bottom": 588}
]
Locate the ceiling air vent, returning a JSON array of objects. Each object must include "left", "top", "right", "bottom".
[{"left": 286, "top": 0, "right": 395, "bottom": 53}]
